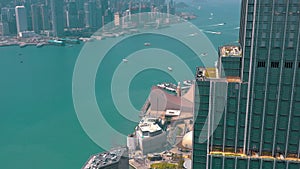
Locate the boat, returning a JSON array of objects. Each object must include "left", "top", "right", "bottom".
[
  {"left": 205, "top": 31, "right": 221, "bottom": 35},
  {"left": 48, "top": 40, "right": 65, "bottom": 46},
  {"left": 183, "top": 80, "right": 192, "bottom": 86},
  {"left": 144, "top": 42, "right": 151, "bottom": 46},
  {"left": 188, "top": 33, "right": 197, "bottom": 37},
  {"left": 209, "top": 12, "right": 213, "bottom": 19},
  {"left": 122, "top": 58, "right": 128, "bottom": 63},
  {"left": 217, "top": 23, "right": 226, "bottom": 26},
  {"left": 201, "top": 53, "right": 208, "bottom": 56},
  {"left": 60, "top": 38, "right": 80, "bottom": 44},
  {"left": 168, "top": 67, "right": 172, "bottom": 71},
  {"left": 165, "top": 87, "right": 176, "bottom": 92},
  {"left": 157, "top": 83, "right": 166, "bottom": 89},
  {"left": 36, "top": 43, "right": 44, "bottom": 48},
  {"left": 19, "top": 43, "right": 27, "bottom": 48}
]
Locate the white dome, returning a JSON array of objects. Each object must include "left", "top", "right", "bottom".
[{"left": 182, "top": 131, "right": 193, "bottom": 149}]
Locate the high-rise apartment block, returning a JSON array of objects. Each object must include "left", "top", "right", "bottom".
[
  {"left": 15, "top": 6, "right": 28, "bottom": 36},
  {"left": 50, "top": 0, "right": 64, "bottom": 37}
]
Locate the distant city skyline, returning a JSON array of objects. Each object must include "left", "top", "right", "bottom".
[{"left": 0, "top": 0, "right": 176, "bottom": 37}]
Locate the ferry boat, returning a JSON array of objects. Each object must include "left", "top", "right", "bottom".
[
  {"left": 60, "top": 38, "right": 80, "bottom": 44},
  {"left": 48, "top": 40, "right": 65, "bottom": 46}
]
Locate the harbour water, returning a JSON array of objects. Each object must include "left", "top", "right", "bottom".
[{"left": 0, "top": 1, "right": 240, "bottom": 168}]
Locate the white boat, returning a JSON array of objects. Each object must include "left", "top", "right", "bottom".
[
  {"left": 144, "top": 42, "right": 151, "bottom": 46},
  {"left": 168, "top": 67, "right": 172, "bottom": 71},
  {"left": 217, "top": 23, "right": 226, "bottom": 26},
  {"left": 205, "top": 31, "right": 221, "bottom": 35},
  {"left": 201, "top": 53, "right": 208, "bottom": 56},
  {"left": 157, "top": 84, "right": 166, "bottom": 88},
  {"left": 183, "top": 80, "right": 192, "bottom": 86},
  {"left": 165, "top": 87, "right": 176, "bottom": 92},
  {"left": 122, "top": 58, "right": 128, "bottom": 62},
  {"left": 188, "top": 33, "right": 197, "bottom": 37},
  {"left": 19, "top": 43, "right": 27, "bottom": 48},
  {"left": 36, "top": 43, "right": 44, "bottom": 48}
]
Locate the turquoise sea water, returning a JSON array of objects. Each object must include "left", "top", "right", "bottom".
[{"left": 0, "top": 1, "right": 240, "bottom": 169}]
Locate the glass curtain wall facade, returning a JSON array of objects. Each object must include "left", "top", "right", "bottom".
[{"left": 193, "top": 0, "right": 300, "bottom": 168}]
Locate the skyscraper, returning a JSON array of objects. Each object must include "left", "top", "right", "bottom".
[
  {"left": 31, "top": 4, "right": 42, "bottom": 33},
  {"left": 0, "top": 21, "right": 9, "bottom": 35},
  {"left": 193, "top": 0, "right": 300, "bottom": 168},
  {"left": 15, "top": 6, "right": 27, "bottom": 35},
  {"left": 66, "top": 1, "right": 78, "bottom": 28},
  {"left": 50, "top": 0, "right": 64, "bottom": 37},
  {"left": 1, "top": 7, "right": 17, "bottom": 35},
  {"left": 40, "top": 4, "right": 50, "bottom": 31}
]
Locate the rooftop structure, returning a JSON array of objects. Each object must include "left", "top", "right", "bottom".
[
  {"left": 219, "top": 45, "right": 242, "bottom": 57},
  {"left": 82, "top": 147, "right": 129, "bottom": 169},
  {"left": 137, "top": 117, "right": 163, "bottom": 138},
  {"left": 128, "top": 117, "right": 167, "bottom": 155},
  {"left": 165, "top": 109, "right": 181, "bottom": 117}
]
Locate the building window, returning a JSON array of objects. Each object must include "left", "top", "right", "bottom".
[
  {"left": 246, "top": 39, "right": 251, "bottom": 46},
  {"left": 290, "top": 16, "right": 298, "bottom": 22},
  {"left": 262, "top": 23, "right": 267, "bottom": 29},
  {"left": 258, "top": 61, "right": 266, "bottom": 67},
  {"left": 260, "top": 40, "right": 266, "bottom": 47},
  {"left": 271, "top": 61, "right": 279, "bottom": 68},
  {"left": 246, "top": 30, "right": 252, "bottom": 38},
  {"left": 274, "top": 40, "right": 281, "bottom": 48},
  {"left": 289, "top": 24, "right": 295, "bottom": 31},
  {"left": 287, "top": 40, "right": 294, "bottom": 48},
  {"left": 284, "top": 62, "right": 293, "bottom": 68}
]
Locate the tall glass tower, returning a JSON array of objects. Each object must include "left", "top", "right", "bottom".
[
  {"left": 193, "top": 0, "right": 300, "bottom": 168},
  {"left": 50, "top": 0, "right": 64, "bottom": 37}
]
